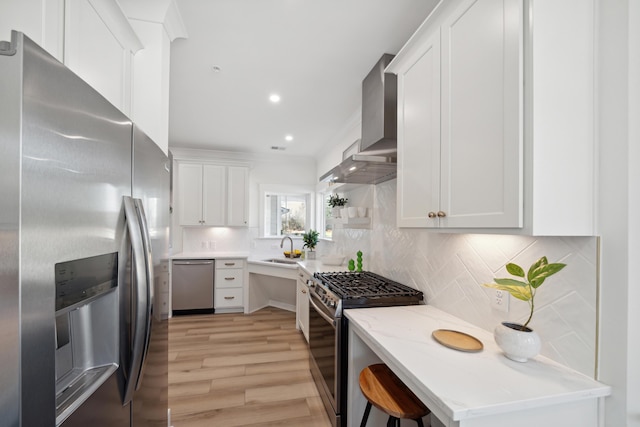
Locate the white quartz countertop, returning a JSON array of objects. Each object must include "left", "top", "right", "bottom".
[
  {"left": 245, "top": 257, "right": 350, "bottom": 273},
  {"left": 171, "top": 251, "right": 250, "bottom": 259},
  {"left": 345, "top": 305, "right": 611, "bottom": 421}
]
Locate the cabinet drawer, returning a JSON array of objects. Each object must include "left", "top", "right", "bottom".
[
  {"left": 215, "top": 288, "right": 243, "bottom": 308},
  {"left": 216, "top": 259, "right": 245, "bottom": 269},
  {"left": 215, "top": 269, "right": 244, "bottom": 288}
]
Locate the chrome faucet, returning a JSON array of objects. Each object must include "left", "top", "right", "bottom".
[{"left": 280, "top": 235, "right": 294, "bottom": 258}]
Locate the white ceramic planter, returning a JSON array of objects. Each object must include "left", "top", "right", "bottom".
[{"left": 494, "top": 322, "right": 541, "bottom": 362}]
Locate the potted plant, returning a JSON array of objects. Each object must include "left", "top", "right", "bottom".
[
  {"left": 302, "top": 229, "right": 320, "bottom": 259},
  {"left": 483, "top": 256, "right": 566, "bottom": 362},
  {"left": 328, "top": 194, "right": 348, "bottom": 218}
]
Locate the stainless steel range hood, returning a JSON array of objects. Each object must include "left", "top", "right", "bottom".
[{"left": 320, "top": 54, "right": 397, "bottom": 185}]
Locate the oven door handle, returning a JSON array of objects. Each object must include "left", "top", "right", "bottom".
[{"left": 309, "top": 296, "right": 336, "bottom": 328}]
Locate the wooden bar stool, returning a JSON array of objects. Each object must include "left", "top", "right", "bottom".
[{"left": 359, "top": 364, "right": 430, "bottom": 427}]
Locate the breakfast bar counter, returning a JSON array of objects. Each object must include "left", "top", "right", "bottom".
[{"left": 345, "top": 305, "right": 610, "bottom": 427}]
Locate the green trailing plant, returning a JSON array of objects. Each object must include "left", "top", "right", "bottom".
[
  {"left": 483, "top": 256, "right": 566, "bottom": 330},
  {"left": 328, "top": 194, "right": 348, "bottom": 208},
  {"left": 302, "top": 229, "right": 319, "bottom": 251}
]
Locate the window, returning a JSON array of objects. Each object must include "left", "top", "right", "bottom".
[
  {"left": 321, "top": 192, "right": 333, "bottom": 239},
  {"left": 260, "top": 184, "right": 315, "bottom": 238},
  {"left": 265, "top": 193, "right": 306, "bottom": 236}
]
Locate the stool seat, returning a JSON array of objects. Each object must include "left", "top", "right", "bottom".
[{"left": 359, "top": 364, "right": 430, "bottom": 424}]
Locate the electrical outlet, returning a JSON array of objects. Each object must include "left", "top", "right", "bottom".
[
  {"left": 491, "top": 289, "right": 509, "bottom": 313},
  {"left": 208, "top": 241, "right": 216, "bottom": 250},
  {"left": 201, "top": 241, "right": 207, "bottom": 249}
]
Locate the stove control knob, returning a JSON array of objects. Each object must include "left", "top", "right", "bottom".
[{"left": 328, "top": 301, "right": 336, "bottom": 308}]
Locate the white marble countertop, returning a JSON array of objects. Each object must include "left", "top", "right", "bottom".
[
  {"left": 171, "top": 251, "right": 250, "bottom": 259},
  {"left": 345, "top": 305, "right": 611, "bottom": 422}
]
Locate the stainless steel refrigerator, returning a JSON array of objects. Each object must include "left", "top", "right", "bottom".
[{"left": 0, "top": 31, "right": 169, "bottom": 426}]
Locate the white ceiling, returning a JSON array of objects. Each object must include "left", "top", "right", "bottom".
[{"left": 168, "top": 0, "right": 439, "bottom": 157}]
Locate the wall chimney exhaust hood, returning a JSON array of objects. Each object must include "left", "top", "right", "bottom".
[{"left": 320, "top": 54, "right": 397, "bottom": 185}]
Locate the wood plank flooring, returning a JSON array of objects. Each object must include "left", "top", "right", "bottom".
[{"left": 169, "top": 307, "right": 332, "bottom": 427}]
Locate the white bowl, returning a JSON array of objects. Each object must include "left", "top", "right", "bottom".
[{"left": 321, "top": 255, "right": 344, "bottom": 265}]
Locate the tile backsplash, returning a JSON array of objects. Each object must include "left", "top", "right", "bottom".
[
  {"left": 180, "top": 179, "right": 598, "bottom": 377},
  {"left": 329, "top": 179, "right": 598, "bottom": 377}
]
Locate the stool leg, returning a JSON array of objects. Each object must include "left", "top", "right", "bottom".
[
  {"left": 360, "top": 402, "right": 372, "bottom": 427},
  {"left": 415, "top": 418, "right": 425, "bottom": 427},
  {"left": 387, "top": 416, "right": 400, "bottom": 427}
]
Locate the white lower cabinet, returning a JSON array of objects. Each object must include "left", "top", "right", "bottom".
[
  {"left": 214, "top": 259, "right": 245, "bottom": 312},
  {"left": 296, "top": 268, "right": 311, "bottom": 342},
  {"left": 157, "top": 260, "right": 170, "bottom": 318}
]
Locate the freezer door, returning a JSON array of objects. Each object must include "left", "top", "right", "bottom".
[{"left": 0, "top": 32, "right": 133, "bottom": 426}]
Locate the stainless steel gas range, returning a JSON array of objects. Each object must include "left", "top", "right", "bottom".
[{"left": 308, "top": 271, "right": 423, "bottom": 427}]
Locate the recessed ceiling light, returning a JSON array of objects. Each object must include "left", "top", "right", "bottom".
[
  {"left": 269, "top": 94, "right": 281, "bottom": 103},
  {"left": 285, "top": 135, "right": 293, "bottom": 142}
]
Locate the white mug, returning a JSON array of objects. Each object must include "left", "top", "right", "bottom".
[
  {"left": 357, "top": 207, "right": 367, "bottom": 217},
  {"left": 348, "top": 207, "right": 358, "bottom": 218}
]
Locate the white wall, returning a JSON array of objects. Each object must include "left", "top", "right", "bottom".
[{"left": 596, "top": 0, "right": 640, "bottom": 425}]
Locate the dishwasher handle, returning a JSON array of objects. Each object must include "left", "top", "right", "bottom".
[{"left": 173, "top": 260, "right": 214, "bottom": 265}]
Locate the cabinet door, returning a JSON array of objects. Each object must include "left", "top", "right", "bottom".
[
  {"left": 297, "top": 278, "right": 310, "bottom": 342},
  {"left": 227, "top": 166, "right": 249, "bottom": 226},
  {"left": 202, "top": 165, "right": 226, "bottom": 226},
  {"left": 177, "top": 163, "right": 203, "bottom": 226},
  {"left": 397, "top": 31, "right": 441, "bottom": 228},
  {"left": 440, "top": 0, "right": 522, "bottom": 228}
]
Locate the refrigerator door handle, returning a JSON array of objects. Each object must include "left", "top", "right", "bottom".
[
  {"left": 133, "top": 198, "right": 154, "bottom": 389},
  {"left": 122, "top": 196, "right": 151, "bottom": 405}
]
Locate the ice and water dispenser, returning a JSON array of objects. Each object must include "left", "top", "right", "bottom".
[{"left": 54, "top": 252, "right": 120, "bottom": 423}]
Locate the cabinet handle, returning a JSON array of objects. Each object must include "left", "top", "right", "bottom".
[
  {"left": 224, "top": 262, "right": 235, "bottom": 266},
  {"left": 428, "top": 212, "right": 436, "bottom": 218},
  {"left": 437, "top": 211, "right": 446, "bottom": 218},
  {"left": 224, "top": 296, "right": 235, "bottom": 300},
  {"left": 225, "top": 277, "right": 235, "bottom": 281},
  {"left": 301, "top": 289, "right": 307, "bottom": 294}
]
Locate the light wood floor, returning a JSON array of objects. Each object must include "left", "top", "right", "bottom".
[{"left": 168, "top": 307, "right": 332, "bottom": 427}]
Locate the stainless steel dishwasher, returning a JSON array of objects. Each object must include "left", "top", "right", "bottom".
[{"left": 172, "top": 259, "right": 215, "bottom": 315}]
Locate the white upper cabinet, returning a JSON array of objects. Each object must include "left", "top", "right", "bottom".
[
  {"left": 524, "top": 0, "right": 596, "bottom": 236},
  {"left": 64, "top": 0, "right": 142, "bottom": 115},
  {"left": 176, "top": 162, "right": 249, "bottom": 227},
  {"left": 391, "top": 0, "right": 596, "bottom": 235},
  {"left": 0, "top": 0, "right": 187, "bottom": 155},
  {"left": 392, "top": 0, "right": 523, "bottom": 229},
  {"left": 396, "top": 31, "right": 441, "bottom": 228},
  {"left": 227, "top": 166, "right": 249, "bottom": 227}
]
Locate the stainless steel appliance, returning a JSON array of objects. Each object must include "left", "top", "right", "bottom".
[
  {"left": 0, "top": 31, "right": 169, "bottom": 426},
  {"left": 172, "top": 260, "right": 215, "bottom": 315},
  {"left": 320, "top": 54, "right": 398, "bottom": 185},
  {"left": 308, "top": 271, "right": 423, "bottom": 427}
]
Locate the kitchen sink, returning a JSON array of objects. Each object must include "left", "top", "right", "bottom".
[{"left": 261, "top": 258, "right": 299, "bottom": 265}]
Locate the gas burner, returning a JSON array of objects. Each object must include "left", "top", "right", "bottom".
[{"left": 313, "top": 271, "right": 423, "bottom": 305}]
